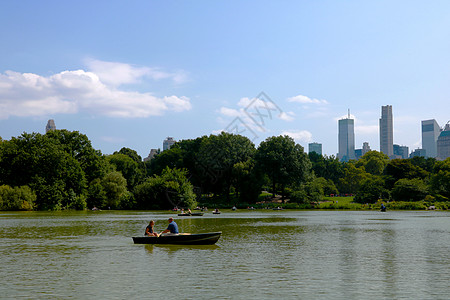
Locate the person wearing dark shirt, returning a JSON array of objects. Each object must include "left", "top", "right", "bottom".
[
  {"left": 160, "top": 217, "right": 179, "bottom": 235},
  {"left": 145, "top": 220, "right": 158, "bottom": 236}
]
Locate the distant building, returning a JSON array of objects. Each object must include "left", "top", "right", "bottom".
[
  {"left": 144, "top": 149, "right": 159, "bottom": 162},
  {"left": 410, "top": 148, "right": 426, "bottom": 158},
  {"left": 45, "top": 119, "right": 56, "bottom": 133},
  {"left": 379, "top": 105, "right": 393, "bottom": 157},
  {"left": 422, "top": 119, "right": 441, "bottom": 158},
  {"left": 393, "top": 144, "right": 409, "bottom": 159},
  {"left": 355, "top": 142, "right": 371, "bottom": 160},
  {"left": 308, "top": 142, "right": 322, "bottom": 155},
  {"left": 163, "top": 137, "right": 176, "bottom": 151},
  {"left": 437, "top": 123, "right": 450, "bottom": 160},
  {"left": 362, "top": 142, "right": 371, "bottom": 156},
  {"left": 338, "top": 111, "right": 355, "bottom": 162}
]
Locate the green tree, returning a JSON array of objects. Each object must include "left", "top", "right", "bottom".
[
  {"left": 101, "top": 171, "right": 127, "bottom": 208},
  {"left": 107, "top": 153, "right": 141, "bottom": 189},
  {"left": 115, "top": 147, "right": 142, "bottom": 164},
  {"left": 338, "top": 163, "right": 370, "bottom": 194},
  {"left": 0, "top": 185, "right": 36, "bottom": 211},
  {"left": 197, "top": 133, "right": 256, "bottom": 201},
  {"left": 356, "top": 151, "right": 389, "bottom": 176},
  {"left": 45, "top": 130, "right": 106, "bottom": 183},
  {"left": 232, "top": 159, "right": 262, "bottom": 202},
  {"left": 134, "top": 167, "right": 196, "bottom": 209},
  {"left": 255, "top": 135, "right": 311, "bottom": 198},
  {"left": 384, "top": 159, "right": 429, "bottom": 189},
  {"left": 354, "top": 176, "right": 388, "bottom": 204},
  {"left": 0, "top": 132, "right": 87, "bottom": 210},
  {"left": 429, "top": 158, "right": 450, "bottom": 200},
  {"left": 309, "top": 153, "right": 343, "bottom": 186},
  {"left": 391, "top": 178, "right": 428, "bottom": 202}
]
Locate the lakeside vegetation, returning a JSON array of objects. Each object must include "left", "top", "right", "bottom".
[{"left": 0, "top": 130, "right": 449, "bottom": 211}]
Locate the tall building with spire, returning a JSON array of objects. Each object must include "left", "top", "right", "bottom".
[
  {"left": 422, "top": 119, "right": 440, "bottom": 158},
  {"left": 45, "top": 119, "right": 56, "bottom": 133},
  {"left": 379, "top": 105, "right": 393, "bottom": 157},
  {"left": 338, "top": 110, "right": 355, "bottom": 162}
]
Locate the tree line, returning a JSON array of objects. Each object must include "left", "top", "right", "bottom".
[{"left": 0, "top": 130, "right": 449, "bottom": 211}]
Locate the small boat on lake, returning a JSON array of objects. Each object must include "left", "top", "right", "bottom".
[
  {"left": 178, "top": 212, "right": 204, "bottom": 216},
  {"left": 132, "top": 232, "right": 222, "bottom": 245}
]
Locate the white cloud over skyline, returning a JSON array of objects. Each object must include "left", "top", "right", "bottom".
[
  {"left": 0, "top": 61, "right": 191, "bottom": 119},
  {"left": 280, "top": 130, "right": 313, "bottom": 144},
  {"left": 288, "top": 94, "right": 329, "bottom": 105}
]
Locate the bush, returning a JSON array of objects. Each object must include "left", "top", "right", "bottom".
[
  {"left": 0, "top": 185, "right": 36, "bottom": 211},
  {"left": 391, "top": 178, "right": 428, "bottom": 202},
  {"left": 386, "top": 201, "right": 427, "bottom": 210}
]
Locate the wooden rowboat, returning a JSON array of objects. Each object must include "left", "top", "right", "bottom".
[
  {"left": 177, "top": 212, "right": 204, "bottom": 216},
  {"left": 132, "top": 232, "right": 222, "bottom": 245}
]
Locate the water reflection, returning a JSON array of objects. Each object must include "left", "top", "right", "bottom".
[{"left": 1, "top": 210, "right": 449, "bottom": 299}]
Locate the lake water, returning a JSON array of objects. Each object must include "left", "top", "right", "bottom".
[{"left": 1, "top": 210, "right": 449, "bottom": 299}]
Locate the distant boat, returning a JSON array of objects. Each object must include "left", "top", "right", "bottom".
[
  {"left": 177, "top": 212, "right": 204, "bottom": 216},
  {"left": 212, "top": 209, "right": 221, "bottom": 214},
  {"left": 132, "top": 232, "right": 222, "bottom": 245}
]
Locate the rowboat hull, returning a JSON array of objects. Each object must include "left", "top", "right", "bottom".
[
  {"left": 178, "top": 213, "right": 204, "bottom": 216},
  {"left": 132, "top": 232, "right": 221, "bottom": 245}
]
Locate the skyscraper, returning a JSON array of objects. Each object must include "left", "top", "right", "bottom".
[
  {"left": 163, "top": 137, "right": 176, "bottom": 151},
  {"left": 437, "top": 122, "right": 450, "bottom": 160},
  {"left": 379, "top": 105, "right": 393, "bottom": 157},
  {"left": 422, "top": 119, "right": 440, "bottom": 158},
  {"left": 393, "top": 144, "right": 409, "bottom": 159},
  {"left": 338, "top": 112, "right": 355, "bottom": 162},
  {"left": 308, "top": 142, "right": 322, "bottom": 155},
  {"left": 45, "top": 119, "right": 56, "bottom": 133}
]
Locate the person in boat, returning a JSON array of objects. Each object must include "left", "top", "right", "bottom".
[
  {"left": 160, "top": 217, "right": 179, "bottom": 235},
  {"left": 145, "top": 220, "right": 158, "bottom": 236}
]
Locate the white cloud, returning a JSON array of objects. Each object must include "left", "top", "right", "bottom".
[
  {"left": 281, "top": 130, "right": 313, "bottom": 143},
  {"left": 0, "top": 61, "right": 192, "bottom": 119},
  {"left": 219, "top": 107, "right": 241, "bottom": 117},
  {"left": 85, "top": 59, "right": 188, "bottom": 86},
  {"left": 288, "top": 94, "right": 329, "bottom": 105},
  {"left": 278, "top": 111, "right": 295, "bottom": 121}
]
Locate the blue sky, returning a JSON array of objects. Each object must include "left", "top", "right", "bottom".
[{"left": 1, "top": 1, "right": 449, "bottom": 158}]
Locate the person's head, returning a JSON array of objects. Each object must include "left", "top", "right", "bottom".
[
  {"left": 149, "top": 220, "right": 154, "bottom": 226},
  {"left": 168, "top": 217, "right": 173, "bottom": 223}
]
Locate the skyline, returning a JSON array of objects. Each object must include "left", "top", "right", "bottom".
[{"left": 1, "top": 1, "right": 450, "bottom": 158}]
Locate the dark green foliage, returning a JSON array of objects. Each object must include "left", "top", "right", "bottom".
[
  {"left": 429, "top": 158, "right": 450, "bottom": 200},
  {"left": 308, "top": 153, "right": 344, "bottom": 185},
  {"left": 106, "top": 153, "right": 142, "bottom": 189},
  {"left": 384, "top": 159, "right": 429, "bottom": 189},
  {"left": 0, "top": 185, "right": 36, "bottom": 210},
  {"left": 255, "top": 135, "right": 311, "bottom": 198},
  {"left": 354, "top": 176, "right": 389, "bottom": 204},
  {"left": 355, "top": 151, "right": 389, "bottom": 176},
  {"left": 1, "top": 130, "right": 448, "bottom": 211},
  {"left": 338, "top": 163, "right": 370, "bottom": 194},
  {"left": 134, "top": 167, "right": 196, "bottom": 209},
  {"left": 391, "top": 178, "right": 429, "bottom": 202}
]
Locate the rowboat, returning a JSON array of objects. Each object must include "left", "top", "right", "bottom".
[
  {"left": 177, "top": 212, "right": 204, "bottom": 216},
  {"left": 132, "top": 232, "right": 222, "bottom": 245}
]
